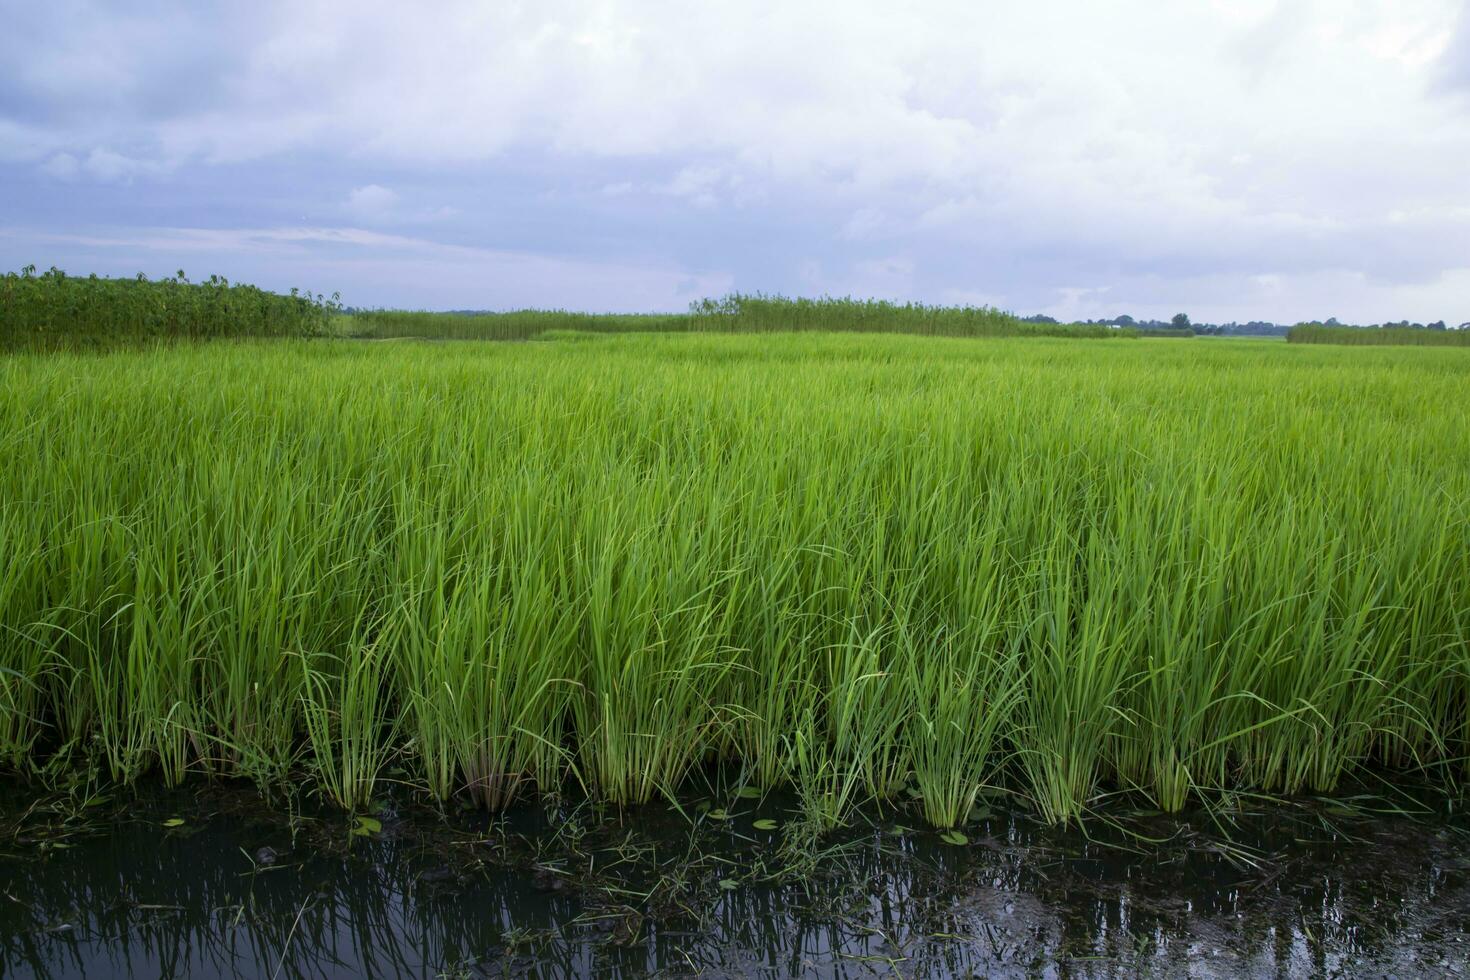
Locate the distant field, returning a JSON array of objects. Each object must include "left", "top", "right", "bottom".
[
  {"left": 3, "top": 333, "right": 1466, "bottom": 828},
  {"left": 2, "top": 270, "right": 1136, "bottom": 347},
  {"left": 342, "top": 295, "right": 1135, "bottom": 341},
  {"left": 1289, "top": 323, "right": 1470, "bottom": 346}
]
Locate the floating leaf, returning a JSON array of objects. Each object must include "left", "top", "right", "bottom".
[
  {"left": 718, "top": 879, "right": 739, "bottom": 890},
  {"left": 904, "top": 786, "right": 924, "bottom": 800},
  {"left": 966, "top": 805, "right": 992, "bottom": 823},
  {"left": 162, "top": 818, "right": 185, "bottom": 828},
  {"left": 939, "top": 830, "right": 968, "bottom": 846},
  {"left": 752, "top": 818, "right": 779, "bottom": 831},
  {"left": 351, "top": 815, "right": 383, "bottom": 837},
  {"left": 706, "top": 808, "right": 731, "bottom": 821},
  {"left": 886, "top": 825, "right": 911, "bottom": 837},
  {"left": 734, "top": 786, "right": 762, "bottom": 800}
]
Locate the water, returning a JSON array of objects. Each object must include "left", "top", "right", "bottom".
[{"left": 3, "top": 782, "right": 1468, "bottom": 978}]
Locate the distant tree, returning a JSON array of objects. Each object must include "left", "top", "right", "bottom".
[
  {"left": 1325, "top": 317, "right": 1340, "bottom": 326},
  {"left": 1428, "top": 320, "right": 1447, "bottom": 331},
  {"left": 1113, "top": 314, "right": 1136, "bottom": 326},
  {"left": 1171, "top": 313, "right": 1191, "bottom": 331}
]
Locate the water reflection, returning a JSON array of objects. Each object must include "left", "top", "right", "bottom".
[{"left": 2, "top": 787, "right": 1468, "bottom": 978}]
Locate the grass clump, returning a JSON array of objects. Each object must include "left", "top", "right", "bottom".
[
  {"left": 1288, "top": 324, "right": 1470, "bottom": 346},
  {"left": 1, "top": 333, "right": 1467, "bottom": 825},
  {"left": 0, "top": 266, "right": 339, "bottom": 351}
]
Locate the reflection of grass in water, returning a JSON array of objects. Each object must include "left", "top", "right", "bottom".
[
  {"left": 11, "top": 787, "right": 1470, "bottom": 975},
  {"left": 3, "top": 780, "right": 1468, "bottom": 975},
  {"left": 1, "top": 333, "right": 1468, "bottom": 827}
]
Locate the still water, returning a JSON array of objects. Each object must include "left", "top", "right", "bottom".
[{"left": 3, "top": 782, "right": 1468, "bottom": 978}]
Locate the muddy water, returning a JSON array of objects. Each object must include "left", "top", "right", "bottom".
[{"left": 2, "top": 783, "right": 1467, "bottom": 978}]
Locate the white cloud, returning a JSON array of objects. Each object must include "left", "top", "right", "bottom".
[
  {"left": 795, "top": 254, "right": 917, "bottom": 300},
  {"left": 2, "top": 0, "right": 1468, "bottom": 319},
  {"left": 339, "top": 184, "right": 460, "bottom": 226},
  {"left": 1435, "top": 6, "right": 1470, "bottom": 93},
  {"left": 841, "top": 208, "right": 892, "bottom": 242},
  {"left": 659, "top": 166, "right": 724, "bottom": 208},
  {"left": 39, "top": 153, "right": 79, "bottom": 180},
  {"left": 0, "top": 224, "right": 732, "bottom": 311},
  {"left": 83, "top": 147, "right": 168, "bottom": 183},
  {"left": 345, "top": 184, "right": 399, "bottom": 221}
]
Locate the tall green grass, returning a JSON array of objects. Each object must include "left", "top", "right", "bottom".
[
  {"left": 341, "top": 309, "right": 695, "bottom": 340},
  {"left": 1289, "top": 324, "right": 1470, "bottom": 346},
  {"left": 1, "top": 334, "right": 1466, "bottom": 826},
  {"left": 0, "top": 266, "right": 338, "bottom": 350},
  {"left": 345, "top": 294, "right": 1134, "bottom": 341}
]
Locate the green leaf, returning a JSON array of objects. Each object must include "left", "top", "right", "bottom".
[
  {"left": 706, "top": 808, "right": 731, "bottom": 821},
  {"left": 939, "top": 830, "right": 968, "bottom": 846},
  {"left": 752, "top": 818, "right": 779, "bottom": 831},
  {"left": 718, "top": 878, "right": 739, "bottom": 890},
  {"left": 162, "top": 817, "right": 186, "bottom": 828},
  {"left": 734, "top": 786, "right": 762, "bottom": 800},
  {"left": 351, "top": 815, "right": 383, "bottom": 837},
  {"left": 966, "top": 805, "right": 992, "bottom": 823}
]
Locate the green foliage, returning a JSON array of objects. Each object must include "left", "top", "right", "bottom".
[
  {"left": 0, "top": 266, "right": 339, "bottom": 350},
  {"left": 1288, "top": 323, "right": 1470, "bottom": 346},
  {"left": 345, "top": 294, "right": 1136, "bottom": 341},
  {"left": 1, "top": 333, "right": 1467, "bottom": 827}
]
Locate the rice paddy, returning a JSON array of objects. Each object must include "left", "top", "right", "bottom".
[{"left": 1, "top": 329, "right": 1468, "bottom": 829}]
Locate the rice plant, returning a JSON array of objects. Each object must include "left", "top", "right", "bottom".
[{"left": 1, "top": 332, "right": 1467, "bottom": 828}]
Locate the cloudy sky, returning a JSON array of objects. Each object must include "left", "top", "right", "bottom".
[{"left": 2, "top": 1, "right": 1468, "bottom": 323}]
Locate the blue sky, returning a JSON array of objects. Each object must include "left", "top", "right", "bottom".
[{"left": 2, "top": 1, "right": 1468, "bottom": 323}]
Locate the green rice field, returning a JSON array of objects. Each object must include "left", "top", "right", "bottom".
[{"left": 2, "top": 330, "right": 1468, "bottom": 827}]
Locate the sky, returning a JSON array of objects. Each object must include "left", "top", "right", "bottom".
[{"left": 2, "top": 0, "right": 1468, "bottom": 324}]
